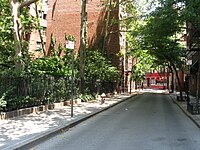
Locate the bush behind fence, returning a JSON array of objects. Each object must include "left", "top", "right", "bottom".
[{"left": 0, "top": 75, "right": 116, "bottom": 112}]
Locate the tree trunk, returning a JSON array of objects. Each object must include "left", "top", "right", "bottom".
[
  {"left": 102, "top": 0, "right": 111, "bottom": 54},
  {"left": 79, "top": 0, "right": 87, "bottom": 94},
  {"left": 10, "top": 0, "right": 39, "bottom": 69},
  {"left": 10, "top": 0, "right": 22, "bottom": 68},
  {"left": 171, "top": 63, "right": 183, "bottom": 101},
  {"left": 168, "top": 65, "right": 174, "bottom": 93}
]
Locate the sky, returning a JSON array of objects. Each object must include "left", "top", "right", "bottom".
[{"left": 136, "top": 0, "right": 160, "bottom": 15}]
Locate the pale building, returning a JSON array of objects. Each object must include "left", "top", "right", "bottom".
[{"left": 29, "top": 0, "right": 48, "bottom": 58}]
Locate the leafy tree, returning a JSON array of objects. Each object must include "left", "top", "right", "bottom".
[
  {"left": 0, "top": 93, "right": 7, "bottom": 111},
  {"left": 28, "top": 56, "right": 75, "bottom": 76},
  {"left": 123, "top": 0, "right": 152, "bottom": 89},
  {"left": 0, "top": 0, "right": 15, "bottom": 71},
  {"left": 130, "top": 50, "right": 155, "bottom": 88},
  {"left": 28, "top": 35, "right": 78, "bottom": 77},
  {"left": 10, "top": 0, "right": 37, "bottom": 62},
  {"left": 138, "top": 0, "right": 186, "bottom": 99},
  {"left": 84, "top": 50, "right": 119, "bottom": 81},
  {"left": 0, "top": 0, "right": 40, "bottom": 74}
]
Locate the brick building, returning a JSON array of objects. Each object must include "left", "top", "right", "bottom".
[
  {"left": 28, "top": 0, "right": 131, "bottom": 91},
  {"left": 45, "top": 0, "right": 125, "bottom": 68},
  {"left": 186, "top": 21, "right": 200, "bottom": 97}
]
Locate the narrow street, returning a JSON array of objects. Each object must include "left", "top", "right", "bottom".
[{"left": 31, "top": 93, "right": 200, "bottom": 150}]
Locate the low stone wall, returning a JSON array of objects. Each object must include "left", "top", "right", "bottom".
[
  {"left": 0, "top": 93, "right": 116, "bottom": 120},
  {"left": 0, "top": 101, "right": 72, "bottom": 120}
]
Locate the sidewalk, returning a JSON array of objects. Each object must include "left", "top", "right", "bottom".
[
  {"left": 169, "top": 93, "right": 200, "bottom": 128},
  {"left": 0, "top": 93, "right": 137, "bottom": 150}
]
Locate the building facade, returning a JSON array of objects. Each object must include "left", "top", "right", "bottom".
[
  {"left": 28, "top": 0, "right": 132, "bottom": 92},
  {"left": 186, "top": 21, "right": 200, "bottom": 98},
  {"left": 29, "top": 0, "right": 48, "bottom": 58},
  {"left": 45, "top": 0, "right": 123, "bottom": 67}
]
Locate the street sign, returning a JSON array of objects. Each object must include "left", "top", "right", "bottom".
[
  {"left": 66, "top": 40, "right": 75, "bottom": 49},
  {"left": 186, "top": 60, "right": 192, "bottom": 65}
]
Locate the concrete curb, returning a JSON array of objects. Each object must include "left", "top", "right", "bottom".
[
  {"left": 11, "top": 94, "right": 138, "bottom": 150},
  {"left": 169, "top": 95, "right": 200, "bottom": 128}
]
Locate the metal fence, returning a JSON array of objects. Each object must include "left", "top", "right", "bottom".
[
  {"left": 187, "top": 103, "right": 200, "bottom": 115},
  {"left": 0, "top": 75, "right": 116, "bottom": 112}
]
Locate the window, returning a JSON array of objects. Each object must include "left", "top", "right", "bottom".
[
  {"left": 36, "top": 42, "right": 42, "bottom": 51},
  {"left": 36, "top": 42, "right": 41, "bottom": 48},
  {"left": 42, "top": 27, "right": 46, "bottom": 36},
  {"left": 38, "top": 10, "right": 47, "bottom": 20},
  {"left": 43, "top": 14, "right": 47, "bottom": 20}
]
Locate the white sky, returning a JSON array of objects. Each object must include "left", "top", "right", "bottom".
[{"left": 136, "top": 0, "right": 160, "bottom": 15}]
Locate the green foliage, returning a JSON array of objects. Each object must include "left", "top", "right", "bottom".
[
  {"left": 0, "top": 0, "right": 13, "bottom": 39},
  {"left": 145, "top": 7, "right": 180, "bottom": 38},
  {"left": 79, "top": 94, "right": 95, "bottom": 102},
  {"left": 28, "top": 55, "right": 78, "bottom": 77},
  {"left": 0, "top": 0, "right": 15, "bottom": 70},
  {"left": 179, "top": 0, "right": 200, "bottom": 25},
  {"left": 84, "top": 50, "right": 119, "bottom": 81},
  {"left": 0, "top": 0, "right": 39, "bottom": 73},
  {"left": 20, "top": 7, "right": 35, "bottom": 34},
  {"left": 123, "top": 1, "right": 155, "bottom": 82},
  {"left": 138, "top": 0, "right": 186, "bottom": 69},
  {"left": 0, "top": 92, "right": 7, "bottom": 111},
  {"left": 121, "top": 0, "right": 139, "bottom": 29},
  {"left": 65, "top": 34, "right": 76, "bottom": 42},
  {"left": 28, "top": 34, "right": 78, "bottom": 77},
  {"left": 131, "top": 50, "right": 154, "bottom": 82},
  {"left": 0, "top": 74, "right": 71, "bottom": 111},
  {"left": 131, "top": 65, "right": 145, "bottom": 82},
  {"left": 124, "top": 0, "right": 188, "bottom": 84}
]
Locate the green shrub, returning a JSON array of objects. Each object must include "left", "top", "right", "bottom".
[
  {"left": 0, "top": 93, "right": 7, "bottom": 111},
  {"left": 80, "top": 94, "right": 95, "bottom": 102}
]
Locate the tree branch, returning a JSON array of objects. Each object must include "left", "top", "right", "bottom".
[{"left": 19, "top": 0, "right": 39, "bottom": 10}]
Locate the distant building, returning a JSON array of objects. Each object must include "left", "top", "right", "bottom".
[
  {"left": 29, "top": 0, "right": 48, "bottom": 58},
  {"left": 145, "top": 72, "right": 168, "bottom": 90}
]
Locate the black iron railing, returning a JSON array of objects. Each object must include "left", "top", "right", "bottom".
[
  {"left": 0, "top": 75, "right": 116, "bottom": 111},
  {"left": 187, "top": 103, "right": 200, "bottom": 115}
]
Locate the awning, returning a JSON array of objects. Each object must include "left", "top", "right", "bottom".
[{"left": 190, "top": 60, "right": 199, "bottom": 74}]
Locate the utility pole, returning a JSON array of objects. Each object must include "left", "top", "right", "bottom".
[
  {"left": 80, "top": 0, "right": 87, "bottom": 94},
  {"left": 66, "top": 39, "right": 75, "bottom": 117}
]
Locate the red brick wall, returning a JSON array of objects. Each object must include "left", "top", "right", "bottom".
[
  {"left": 46, "top": 0, "right": 120, "bottom": 67},
  {"left": 46, "top": 0, "right": 81, "bottom": 54}
]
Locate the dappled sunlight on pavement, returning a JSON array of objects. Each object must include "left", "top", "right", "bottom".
[
  {"left": 169, "top": 93, "right": 200, "bottom": 128},
  {"left": 0, "top": 93, "right": 134, "bottom": 150},
  {"left": 135, "top": 88, "right": 169, "bottom": 94}
]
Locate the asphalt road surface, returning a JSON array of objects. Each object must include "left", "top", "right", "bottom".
[{"left": 31, "top": 93, "right": 200, "bottom": 150}]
